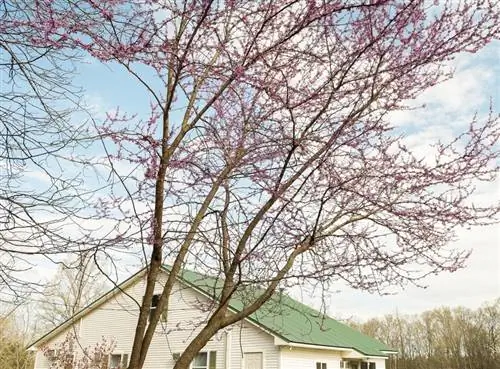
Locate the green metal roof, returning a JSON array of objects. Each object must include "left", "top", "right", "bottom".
[{"left": 167, "top": 266, "right": 395, "bottom": 357}]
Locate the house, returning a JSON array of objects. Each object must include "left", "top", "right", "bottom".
[{"left": 29, "top": 265, "right": 397, "bottom": 369}]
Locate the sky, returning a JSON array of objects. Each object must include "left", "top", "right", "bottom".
[
  {"left": 329, "top": 223, "right": 499, "bottom": 319},
  {"left": 329, "top": 43, "right": 500, "bottom": 320},
  {"left": 72, "top": 40, "right": 500, "bottom": 319},
  {"left": 4, "top": 31, "right": 499, "bottom": 321}
]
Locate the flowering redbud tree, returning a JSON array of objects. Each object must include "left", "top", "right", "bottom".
[
  {"left": 41, "top": 333, "right": 115, "bottom": 369},
  {"left": 17, "top": 0, "right": 500, "bottom": 368}
]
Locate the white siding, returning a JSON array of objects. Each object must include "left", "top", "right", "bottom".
[
  {"left": 280, "top": 347, "right": 344, "bottom": 369},
  {"left": 32, "top": 270, "right": 383, "bottom": 369},
  {"left": 33, "top": 272, "right": 277, "bottom": 369},
  {"left": 280, "top": 348, "right": 387, "bottom": 369},
  {"left": 34, "top": 326, "right": 74, "bottom": 368},
  {"left": 370, "top": 358, "right": 386, "bottom": 369},
  {"left": 280, "top": 347, "right": 386, "bottom": 369},
  {"left": 228, "top": 320, "right": 279, "bottom": 369}
]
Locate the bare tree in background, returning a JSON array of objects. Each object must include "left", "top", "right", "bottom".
[
  {"left": 0, "top": 309, "right": 34, "bottom": 369},
  {"left": 35, "top": 253, "right": 110, "bottom": 332},
  {"left": 351, "top": 299, "right": 500, "bottom": 369},
  {"left": 0, "top": 0, "right": 108, "bottom": 304},
  {"left": 9, "top": 1, "right": 500, "bottom": 368}
]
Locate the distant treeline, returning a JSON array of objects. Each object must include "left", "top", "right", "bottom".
[{"left": 349, "top": 299, "right": 500, "bottom": 369}]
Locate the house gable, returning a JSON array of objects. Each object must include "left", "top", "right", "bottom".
[
  {"left": 29, "top": 268, "right": 148, "bottom": 350},
  {"left": 31, "top": 268, "right": 280, "bottom": 369},
  {"left": 30, "top": 265, "right": 394, "bottom": 369}
]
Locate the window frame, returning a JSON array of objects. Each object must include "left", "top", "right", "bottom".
[
  {"left": 108, "top": 353, "right": 129, "bottom": 369},
  {"left": 149, "top": 294, "right": 160, "bottom": 321},
  {"left": 190, "top": 350, "right": 217, "bottom": 369},
  {"left": 243, "top": 352, "right": 263, "bottom": 369},
  {"left": 315, "top": 362, "right": 327, "bottom": 369}
]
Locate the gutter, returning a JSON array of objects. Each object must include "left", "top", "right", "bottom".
[
  {"left": 274, "top": 338, "right": 353, "bottom": 352},
  {"left": 275, "top": 339, "right": 389, "bottom": 359}
]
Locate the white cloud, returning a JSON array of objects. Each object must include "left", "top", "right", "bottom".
[
  {"left": 323, "top": 43, "right": 500, "bottom": 319},
  {"left": 389, "top": 43, "right": 499, "bottom": 130},
  {"left": 328, "top": 221, "right": 499, "bottom": 320}
]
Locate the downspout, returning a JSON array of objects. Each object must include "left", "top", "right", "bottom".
[
  {"left": 277, "top": 346, "right": 282, "bottom": 369},
  {"left": 33, "top": 350, "right": 39, "bottom": 369},
  {"left": 225, "top": 330, "right": 232, "bottom": 369}
]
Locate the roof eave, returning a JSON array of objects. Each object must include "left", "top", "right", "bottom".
[
  {"left": 275, "top": 338, "right": 353, "bottom": 352},
  {"left": 275, "top": 339, "right": 390, "bottom": 358}
]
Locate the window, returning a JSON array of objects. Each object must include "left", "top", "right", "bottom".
[
  {"left": 360, "top": 363, "right": 368, "bottom": 369},
  {"left": 150, "top": 294, "right": 160, "bottom": 321},
  {"left": 147, "top": 293, "right": 168, "bottom": 322},
  {"left": 316, "top": 363, "right": 327, "bottom": 369},
  {"left": 191, "top": 351, "right": 217, "bottom": 369},
  {"left": 109, "top": 353, "right": 128, "bottom": 369},
  {"left": 369, "top": 363, "right": 376, "bottom": 369},
  {"left": 340, "top": 361, "right": 345, "bottom": 369},
  {"left": 244, "top": 352, "right": 262, "bottom": 369},
  {"left": 45, "top": 349, "right": 57, "bottom": 362}
]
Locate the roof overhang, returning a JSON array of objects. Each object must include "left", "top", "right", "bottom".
[
  {"left": 341, "top": 349, "right": 389, "bottom": 360},
  {"left": 274, "top": 338, "right": 390, "bottom": 359},
  {"left": 381, "top": 350, "right": 398, "bottom": 355},
  {"left": 276, "top": 339, "right": 355, "bottom": 352}
]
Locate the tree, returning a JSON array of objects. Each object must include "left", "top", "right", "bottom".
[
  {"left": 18, "top": 1, "right": 500, "bottom": 368},
  {"left": 35, "top": 254, "right": 110, "bottom": 332},
  {"left": 0, "top": 310, "right": 34, "bottom": 369},
  {"left": 351, "top": 299, "right": 500, "bottom": 369},
  {"left": 0, "top": 0, "right": 100, "bottom": 304},
  {"left": 41, "top": 333, "right": 115, "bottom": 369}
]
